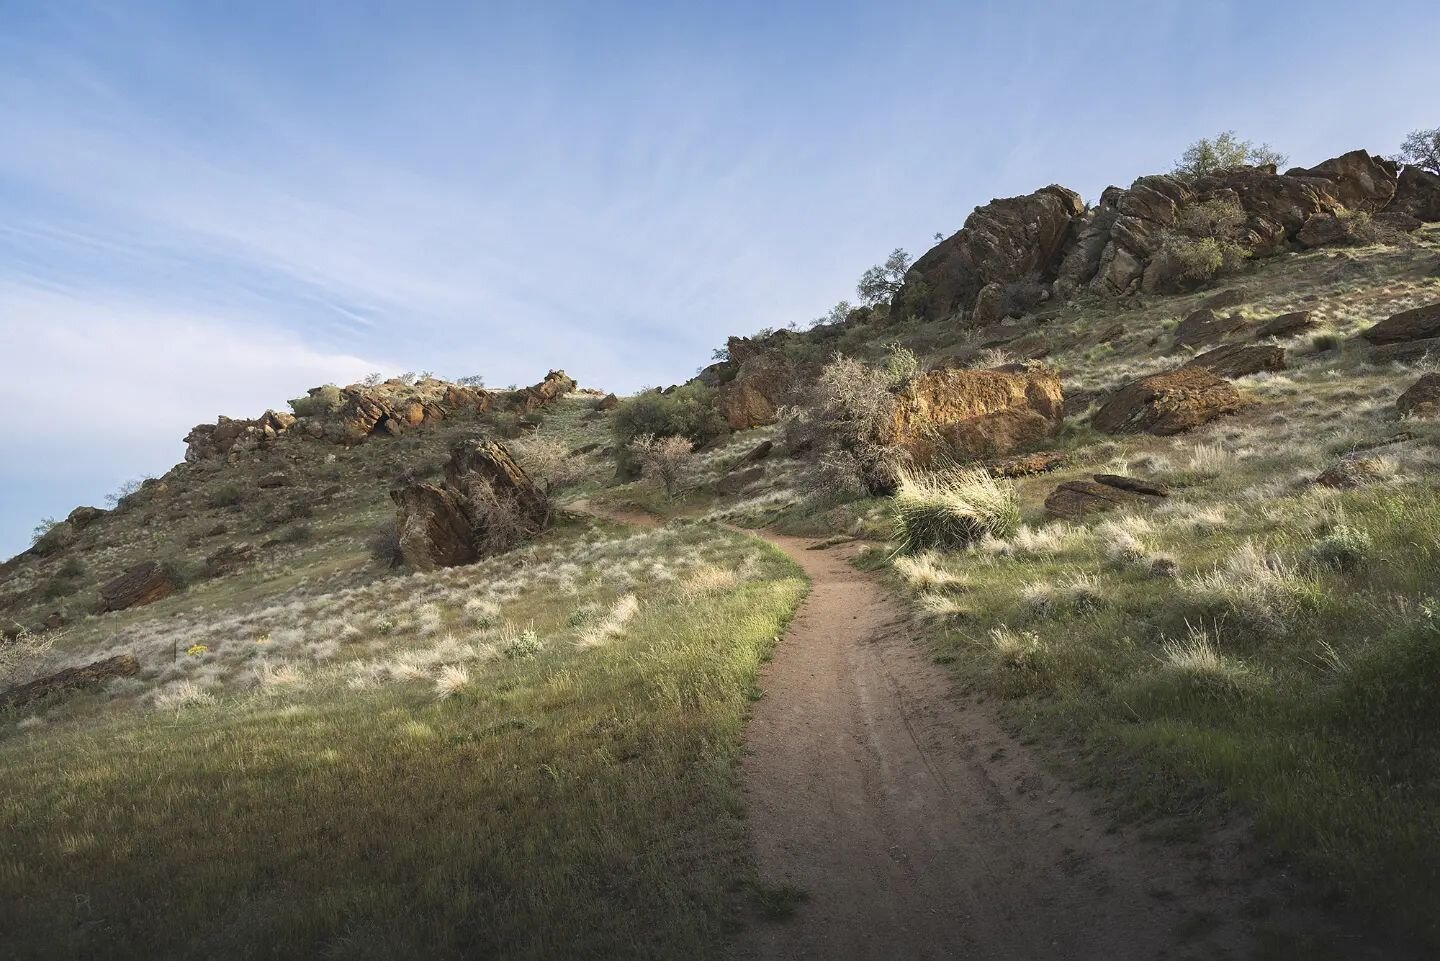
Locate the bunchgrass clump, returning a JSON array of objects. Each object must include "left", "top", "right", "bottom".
[{"left": 890, "top": 466, "right": 1019, "bottom": 554}]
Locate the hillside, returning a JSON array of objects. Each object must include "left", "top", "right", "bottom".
[{"left": 4, "top": 145, "right": 1440, "bottom": 958}]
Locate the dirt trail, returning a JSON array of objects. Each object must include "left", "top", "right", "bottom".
[
  {"left": 571, "top": 503, "right": 1384, "bottom": 959},
  {"left": 736, "top": 530, "right": 1357, "bottom": 961}
]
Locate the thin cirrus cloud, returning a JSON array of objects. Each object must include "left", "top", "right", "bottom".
[{"left": 3, "top": 0, "right": 1439, "bottom": 556}]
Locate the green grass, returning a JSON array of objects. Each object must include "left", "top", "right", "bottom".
[
  {"left": 889, "top": 482, "right": 1440, "bottom": 947},
  {"left": 0, "top": 523, "right": 807, "bottom": 960}
]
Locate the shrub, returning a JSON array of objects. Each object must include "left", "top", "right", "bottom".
[
  {"left": 795, "top": 352, "right": 908, "bottom": 496},
  {"left": 511, "top": 436, "right": 592, "bottom": 494},
  {"left": 881, "top": 342, "right": 919, "bottom": 387},
  {"left": 502, "top": 628, "right": 543, "bottom": 659},
  {"left": 1396, "top": 126, "right": 1440, "bottom": 175},
  {"left": 367, "top": 520, "right": 404, "bottom": 568},
  {"left": 29, "top": 518, "right": 69, "bottom": 556},
  {"left": 0, "top": 625, "right": 57, "bottom": 686},
  {"left": 856, "top": 248, "right": 910, "bottom": 307},
  {"left": 56, "top": 556, "right": 85, "bottom": 579},
  {"left": 1154, "top": 198, "right": 1249, "bottom": 287},
  {"left": 204, "top": 483, "right": 246, "bottom": 509},
  {"left": 288, "top": 384, "right": 345, "bottom": 418},
  {"left": 612, "top": 384, "right": 726, "bottom": 450},
  {"left": 1172, "top": 131, "right": 1287, "bottom": 179},
  {"left": 890, "top": 466, "right": 1020, "bottom": 553},
  {"left": 1311, "top": 523, "right": 1373, "bottom": 571},
  {"left": 627, "top": 434, "right": 693, "bottom": 497},
  {"left": 276, "top": 524, "right": 314, "bottom": 546}
]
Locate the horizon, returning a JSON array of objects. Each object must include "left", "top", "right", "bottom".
[{"left": 4, "top": 0, "right": 1439, "bottom": 557}]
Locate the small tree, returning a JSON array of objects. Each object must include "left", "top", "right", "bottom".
[
  {"left": 456, "top": 374, "right": 486, "bottom": 387},
  {"left": 1397, "top": 127, "right": 1440, "bottom": 175},
  {"left": 1173, "top": 132, "right": 1287, "bottom": 179},
  {"left": 361, "top": 371, "right": 384, "bottom": 387},
  {"left": 810, "top": 300, "right": 854, "bottom": 329},
  {"left": 857, "top": 248, "right": 911, "bottom": 306},
  {"left": 627, "top": 434, "right": 693, "bottom": 497}
]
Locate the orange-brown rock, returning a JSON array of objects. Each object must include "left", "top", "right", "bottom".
[
  {"left": 1092, "top": 367, "right": 1246, "bottom": 435},
  {"left": 0, "top": 654, "right": 140, "bottom": 711},
  {"left": 1044, "top": 476, "right": 1164, "bottom": 519},
  {"left": 509, "top": 370, "right": 576, "bottom": 413},
  {"left": 890, "top": 365, "right": 1064, "bottom": 464},
  {"left": 717, "top": 351, "right": 792, "bottom": 430},
  {"left": 1254, "top": 310, "right": 1316, "bottom": 340},
  {"left": 595, "top": 393, "right": 620, "bottom": 411},
  {"left": 1396, "top": 373, "right": 1440, "bottom": 418},
  {"left": 1173, "top": 308, "right": 1249, "bottom": 350},
  {"left": 982, "top": 451, "right": 1067, "bottom": 478},
  {"left": 391, "top": 484, "right": 478, "bottom": 571},
  {"left": 98, "top": 561, "right": 178, "bottom": 613}
]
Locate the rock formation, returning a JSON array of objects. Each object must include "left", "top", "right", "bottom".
[
  {"left": 0, "top": 653, "right": 140, "bottom": 711},
  {"left": 98, "top": 561, "right": 179, "bottom": 613},
  {"left": 889, "top": 364, "right": 1064, "bottom": 463},
  {"left": 1361, "top": 303, "right": 1440, "bottom": 345},
  {"left": 1092, "top": 366, "right": 1246, "bottom": 435},
  {"left": 1045, "top": 475, "right": 1168, "bottom": 519}
]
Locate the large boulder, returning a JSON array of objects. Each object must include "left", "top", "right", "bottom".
[
  {"left": 0, "top": 654, "right": 140, "bottom": 711},
  {"left": 1390, "top": 166, "right": 1440, "bottom": 222},
  {"left": 1361, "top": 303, "right": 1440, "bottom": 345},
  {"left": 99, "top": 561, "right": 178, "bottom": 613},
  {"left": 716, "top": 343, "right": 794, "bottom": 430},
  {"left": 890, "top": 365, "right": 1064, "bottom": 463},
  {"left": 1182, "top": 344, "right": 1287, "bottom": 379},
  {"left": 64, "top": 506, "right": 107, "bottom": 531},
  {"left": 1287, "top": 150, "right": 1398, "bottom": 213},
  {"left": 1396, "top": 373, "right": 1440, "bottom": 418},
  {"left": 1173, "top": 308, "right": 1250, "bottom": 350},
  {"left": 1045, "top": 476, "right": 1165, "bottom": 519},
  {"left": 892, "top": 185, "right": 1085, "bottom": 323},
  {"left": 390, "top": 440, "right": 551, "bottom": 570},
  {"left": 1254, "top": 310, "right": 1317, "bottom": 340},
  {"left": 1092, "top": 367, "right": 1247, "bottom": 435},
  {"left": 508, "top": 370, "right": 576, "bottom": 413}
]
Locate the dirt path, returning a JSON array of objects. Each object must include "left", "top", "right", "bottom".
[
  {"left": 736, "top": 530, "right": 1358, "bottom": 961},
  {"left": 571, "top": 503, "right": 1386, "bottom": 959}
]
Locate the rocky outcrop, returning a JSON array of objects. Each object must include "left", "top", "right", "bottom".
[
  {"left": 1045, "top": 475, "right": 1165, "bottom": 519},
  {"left": 1396, "top": 373, "right": 1440, "bottom": 418},
  {"left": 390, "top": 440, "right": 551, "bottom": 570},
  {"left": 1092, "top": 367, "right": 1247, "bottom": 435},
  {"left": 1361, "top": 303, "right": 1440, "bottom": 345},
  {"left": 65, "top": 506, "right": 106, "bottom": 531},
  {"left": 0, "top": 654, "right": 140, "bottom": 711},
  {"left": 716, "top": 337, "right": 796, "bottom": 430},
  {"left": 891, "top": 185, "right": 1084, "bottom": 324},
  {"left": 1391, "top": 166, "right": 1440, "bottom": 222},
  {"left": 1182, "top": 344, "right": 1287, "bottom": 379},
  {"left": 1287, "top": 150, "right": 1398, "bottom": 213},
  {"left": 202, "top": 542, "right": 256, "bottom": 578},
  {"left": 98, "top": 561, "right": 179, "bottom": 613},
  {"left": 890, "top": 365, "right": 1064, "bottom": 463},
  {"left": 732, "top": 440, "right": 774, "bottom": 470},
  {"left": 184, "top": 410, "right": 296, "bottom": 462},
  {"left": 508, "top": 370, "right": 577, "bottom": 413},
  {"left": 595, "top": 393, "right": 620, "bottom": 411},
  {"left": 715, "top": 466, "right": 765, "bottom": 496}
]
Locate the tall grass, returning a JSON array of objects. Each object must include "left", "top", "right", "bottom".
[{"left": 890, "top": 465, "right": 1020, "bottom": 553}]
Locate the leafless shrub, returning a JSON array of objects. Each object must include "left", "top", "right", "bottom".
[
  {"left": 366, "top": 520, "right": 404, "bottom": 568},
  {"left": 0, "top": 625, "right": 58, "bottom": 688},
  {"left": 628, "top": 434, "right": 693, "bottom": 496},
  {"left": 801, "top": 353, "right": 909, "bottom": 495},
  {"left": 511, "top": 435, "right": 593, "bottom": 494}
]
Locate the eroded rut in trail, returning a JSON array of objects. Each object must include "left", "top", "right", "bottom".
[{"left": 735, "top": 531, "right": 1387, "bottom": 961}]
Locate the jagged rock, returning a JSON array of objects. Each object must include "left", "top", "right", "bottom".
[
  {"left": 1296, "top": 213, "right": 1351, "bottom": 248},
  {"left": 65, "top": 506, "right": 106, "bottom": 531},
  {"left": 732, "top": 440, "right": 774, "bottom": 469},
  {"left": 1092, "top": 367, "right": 1247, "bottom": 435},
  {"left": 890, "top": 365, "right": 1064, "bottom": 463},
  {"left": 391, "top": 440, "right": 551, "bottom": 570},
  {"left": 1173, "top": 308, "right": 1250, "bottom": 350},
  {"left": 391, "top": 484, "right": 478, "bottom": 570},
  {"left": 1199, "top": 289, "right": 1246, "bottom": 311},
  {"left": 970, "top": 282, "right": 1006, "bottom": 327},
  {"left": 1288, "top": 150, "right": 1398, "bottom": 213},
  {"left": 509, "top": 370, "right": 576, "bottom": 413},
  {"left": 1054, "top": 190, "right": 1122, "bottom": 297},
  {"left": 99, "top": 561, "right": 178, "bottom": 613},
  {"left": 595, "top": 393, "right": 620, "bottom": 411},
  {"left": 1183, "top": 344, "right": 1287, "bottom": 379},
  {"left": 1092, "top": 474, "right": 1170, "bottom": 498},
  {"left": 715, "top": 466, "right": 765, "bottom": 496},
  {"left": 184, "top": 410, "right": 296, "bottom": 462},
  {"left": 0, "top": 654, "right": 140, "bottom": 711},
  {"left": 1255, "top": 310, "right": 1316, "bottom": 340},
  {"left": 1396, "top": 373, "right": 1440, "bottom": 418},
  {"left": 1391, "top": 165, "right": 1440, "bottom": 221},
  {"left": 203, "top": 542, "right": 256, "bottom": 578},
  {"left": 983, "top": 451, "right": 1067, "bottom": 478},
  {"left": 1361, "top": 303, "right": 1440, "bottom": 345},
  {"left": 1045, "top": 479, "right": 1160, "bottom": 519},
  {"left": 892, "top": 185, "right": 1085, "bottom": 323},
  {"left": 1375, "top": 210, "right": 1424, "bottom": 233},
  {"left": 1316, "top": 454, "right": 1389, "bottom": 489},
  {"left": 717, "top": 348, "right": 793, "bottom": 430}
]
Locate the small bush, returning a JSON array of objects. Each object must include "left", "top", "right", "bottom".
[
  {"left": 881, "top": 342, "right": 919, "bottom": 387},
  {"left": 0, "top": 626, "right": 57, "bottom": 686},
  {"left": 1311, "top": 332, "right": 1340, "bottom": 353},
  {"left": 204, "top": 483, "right": 246, "bottom": 509},
  {"left": 288, "top": 384, "right": 345, "bottom": 418},
  {"left": 890, "top": 466, "right": 1020, "bottom": 553},
  {"left": 1311, "top": 523, "right": 1373, "bottom": 571},
  {"left": 276, "top": 524, "right": 314, "bottom": 546},
  {"left": 367, "top": 520, "right": 404, "bottom": 568},
  {"left": 612, "top": 384, "right": 726, "bottom": 450},
  {"left": 627, "top": 434, "right": 693, "bottom": 497},
  {"left": 502, "top": 628, "right": 543, "bottom": 659}
]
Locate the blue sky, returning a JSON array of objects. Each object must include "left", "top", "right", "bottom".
[{"left": 3, "top": 0, "right": 1438, "bottom": 557}]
